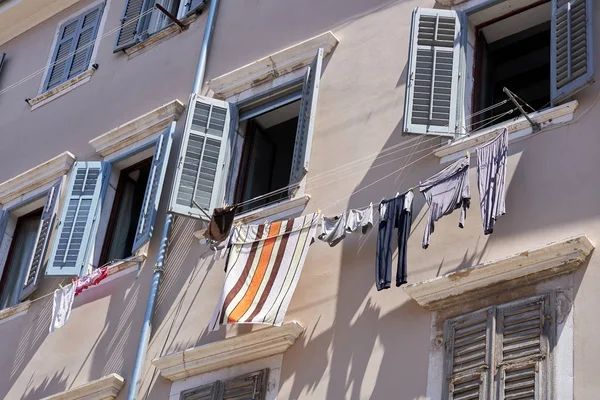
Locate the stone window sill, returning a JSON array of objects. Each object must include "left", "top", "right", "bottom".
[
  {"left": 0, "top": 300, "right": 32, "bottom": 325},
  {"left": 435, "top": 100, "right": 579, "bottom": 164},
  {"left": 29, "top": 68, "right": 95, "bottom": 111},
  {"left": 40, "top": 373, "right": 124, "bottom": 400}
]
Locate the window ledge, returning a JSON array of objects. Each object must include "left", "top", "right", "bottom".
[
  {"left": 89, "top": 100, "right": 185, "bottom": 158},
  {"left": 208, "top": 31, "right": 338, "bottom": 99},
  {"left": 403, "top": 235, "right": 594, "bottom": 311},
  {"left": 29, "top": 68, "right": 95, "bottom": 110},
  {"left": 123, "top": 14, "right": 199, "bottom": 60},
  {"left": 105, "top": 254, "right": 146, "bottom": 277},
  {"left": 435, "top": 100, "right": 579, "bottom": 164},
  {"left": 0, "top": 300, "right": 32, "bottom": 325},
  {"left": 152, "top": 322, "right": 304, "bottom": 382},
  {"left": 0, "top": 151, "right": 75, "bottom": 205},
  {"left": 40, "top": 373, "right": 124, "bottom": 400}
]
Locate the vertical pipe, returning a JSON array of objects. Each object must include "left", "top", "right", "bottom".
[{"left": 193, "top": 0, "right": 220, "bottom": 95}]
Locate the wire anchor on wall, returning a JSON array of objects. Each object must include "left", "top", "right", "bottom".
[{"left": 503, "top": 87, "right": 541, "bottom": 132}]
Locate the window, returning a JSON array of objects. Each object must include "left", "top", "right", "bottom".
[
  {"left": 443, "top": 295, "right": 553, "bottom": 399},
  {"left": 403, "top": 0, "right": 594, "bottom": 136},
  {"left": 114, "top": 0, "right": 205, "bottom": 52},
  {"left": 44, "top": 3, "right": 104, "bottom": 91},
  {"left": 46, "top": 123, "right": 174, "bottom": 277},
  {"left": 180, "top": 369, "right": 269, "bottom": 400},
  {"left": 0, "top": 53, "right": 5, "bottom": 79},
  {"left": 169, "top": 48, "right": 324, "bottom": 220},
  {"left": 0, "top": 179, "right": 63, "bottom": 308}
]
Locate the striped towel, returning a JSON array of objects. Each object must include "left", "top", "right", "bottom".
[{"left": 210, "top": 213, "right": 319, "bottom": 331}]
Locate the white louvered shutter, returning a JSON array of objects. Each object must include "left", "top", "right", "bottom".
[
  {"left": 495, "top": 296, "right": 550, "bottom": 400},
  {"left": 551, "top": 0, "right": 594, "bottom": 103},
  {"left": 169, "top": 95, "right": 236, "bottom": 220},
  {"left": 132, "top": 122, "right": 175, "bottom": 252},
  {"left": 20, "top": 178, "right": 64, "bottom": 300},
  {"left": 289, "top": 48, "right": 323, "bottom": 187},
  {"left": 114, "top": 0, "right": 153, "bottom": 52},
  {"left": 444, "top": 308, "right": 493, "bottom": 400},
  {"left": 46, "top": 162, "right": 108, "bottom": 277},
  {"left": 217, "top": 370, "right": 268, "bottom": 400},
  {"left": 403, "top": 8, "right": 462, "bottom": 137},
  {"left": 181, "top": 382, "right": 219, "bottom": 400}
]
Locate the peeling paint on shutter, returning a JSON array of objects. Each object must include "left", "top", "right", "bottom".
[
  {"left": 218, "top": 369, "right": 268, "bottom": 400},
  {"left": 132, "top": 121, "right": 175, "bottom": 252},
  {"left": 114, "top": 0, "right": 153, "bottom": 52},
  {"left": 46, "top": 162, "right": 108, "bottom": 277},
  {"left": 403, "top": 8, "right": 462, "bottom": 136},
  {"left": 169, "top": 95, "right": 236, "bottom": 220},
  {"left": 20, "top": 177, "right": 64, "bottom": 300},
  {"left": 0, "top": 53, "right": 6, "bottom": 78},
  {"left": 181, "top": 382, "right": 219, "bottom": 400},
  {"left": 551, "top": 0, "right": 594, "bottom": 103}
]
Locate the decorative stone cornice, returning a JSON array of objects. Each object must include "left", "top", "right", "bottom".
[
  {"left": 152, "top": 322, "right": 305, "bottom": 381},
  {"left": 403, "top": 235, "right": 594, "bottom": 311},
  {"left": 89, "top": 100, "right": 185, "bottom": 157},
  {"left": 40, "top": 373, "right": 124, "bottom": 400},
  {"left": 209, "top": 32, "right": 338, "bottom": 99},
  {"left": 0, "top": 151, "right": 75, "bottom": 205}
]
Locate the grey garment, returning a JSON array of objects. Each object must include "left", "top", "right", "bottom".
[
  {"left": 346, "top": 204, "right": 374, "bottom": 234},
  {"left": 477, "top": 128, "right": 508, "bottom": 235},
  {"left": 419, "top": 156, "right": 471, "bottom": 249},
  {"left": 318, "top": 212, "right": 348, "bottom": 247}
]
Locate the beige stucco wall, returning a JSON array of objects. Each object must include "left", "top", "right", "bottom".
[{"left": 0, "top": 0, "right": 599, "bottom": 399}]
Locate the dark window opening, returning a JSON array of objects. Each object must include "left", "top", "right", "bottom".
[
  {"left": 472, "top": 2, "right": 551, "bottom": 129},
  {"left": 235, "top": 100, "right": 300, "bottom": 213},
  {"left": 100, "top": 159, "right": 151, "bottom": 265},
  {"left": 0, "top": 209, "right": 42, "bottom": 309}
]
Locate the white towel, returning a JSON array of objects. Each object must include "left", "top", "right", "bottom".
[{"left": 49, "top": 284, "right": 75, "bottom": 333}]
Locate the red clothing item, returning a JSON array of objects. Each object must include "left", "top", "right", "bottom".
[{"left": 75, "top": 266, "right": 108, "bottom": 296}]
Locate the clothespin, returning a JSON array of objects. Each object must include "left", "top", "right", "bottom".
[
  {"left": 466, "top": 150, "right": 470, "bottom": 158},
  {"left": 395, "top": 192, "right": 400, "bottom": 198}
]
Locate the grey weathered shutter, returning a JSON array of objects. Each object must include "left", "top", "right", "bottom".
[
  {"left": 46, "top": 162, "right": 108, "bottom": 277},
  {"left": 68, "top": 4, "right": 103, "bottom": 79},
  {"left": 0, "top": 53, "right": 6, "bottom": 78},
  {"left": 169, "top": 95, "right": 236, "bottom": 220},
  {"left": 403, "top": 8, "right": 462, "bottom": 137},
  {"left": 20, "top": 178, "right": 64, "bottom": 300},
  {"left": 495, "top": 296, "right": 550, "bottom": 400},
  {"left": 132, "top": 122, "right": 175, "bottom": 252},
  {"left": 114, "top": 0, "right": 153, "bottom": 52},
  {"left": 45, "top": 18, "right": 79, "bottom": 90},
  {"left": 551, "top": 0, "right": 594, "bottom": 103},
  {"left": 0, "top": 210, "right": 10, "bottom": 279},
  {"left": 217, "top": 370, "right": 268, "bottom": 400},
  {"left": 289, "top": 48, "right": 323, "bottom": 186},
  {"left": 444, "top": 308, "right": 493, "bottom": 400},
  {"left": 181, "top": 382, "right": 219, "bottom": 400},
  {"left": 184, "top": 0, "right": 206, "bottom": 16}
]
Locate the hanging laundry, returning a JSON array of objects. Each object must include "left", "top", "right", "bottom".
[
  {"left": 49, "top": 283, "right": 75, "bottom": 333},
  {"left": 420, "top": 156, "right": 471, "bottom": 249},
  {"left": 204, "top": 206, "right": 237, "bottom": 242},
  {"left": 75, "top": 266, "right": 108, "bottom": 296},
  {"left": 209, "top": 213, "right": 319, "bottom": 331},
  {"left": 477, "top": 128, "right": 508, "bottom": 235},
  {"left": 210, "top": 227, "right": 235, "bottom": 265},
  {"left": 376, "top": 191, "right": 413, "bottom": 290},
  {"left": 318, "top": 212, "right": 348, "bottom": 247},
  {"left": 346, "top": 204, "right": 374, "bottom": 235}
]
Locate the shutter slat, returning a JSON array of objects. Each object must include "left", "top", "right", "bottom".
[
  {"left": 220, "top": 369, "right": 268, "bottom": 400},
  {"left": 181, "top": 382, "right": 218, "bottom": 400}
]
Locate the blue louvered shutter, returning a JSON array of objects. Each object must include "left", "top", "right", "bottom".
[
  {"left": 289, "top": 48, "right": 323, "bottom": 187},
  {"left": 46, "top": 162, "right": 108, "bottom": 277},
  {"left": 44, "top": 5, "right": 103, "bottom": 91},
  {"left": 403, "top": 8, "right": 462, "bottom": 137},
  {"left": 169, "top": 95, "right": 236, "bottom": 220},
  {"left": 114, "top": 0, "right": 154, "bottom": 52},
  {"left": 551, "top": 0, "right": 594, "bottom": 103},
  {"left": 20, "top": 178, "right": 64, "bottom": 300},
  {"left": 132, "top": 122, "right": 175, "bottom": 252}
]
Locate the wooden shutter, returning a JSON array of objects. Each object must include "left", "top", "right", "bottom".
[
  {"left": 46, "top": 162, "right": 108, "bottom": 277},
  {"left": 289, "top": 48, "right": 323, "bottom": 186},
  {"left": 19, "top": 178, "right": 64, "bottom": 300},
  {"left": 45, "top": 19, "right": 79, "bottom": 90},
  {"left": 114, "top": 0, "right": 153, "bottom": 52},
  {"left": 444, "top": 308, "right": 494, "bottom": 400},
  {"left": 551, "top": 0, "right": 594, "bottom": 103},
  {"left": 132, "top": 122, "right": 175, "bottom": 252},
  {"left": 67, "top": 4, "right": 103, "bottom": 79},
  {"left": 217, "top": 369, "right": 269, "bottom": 400},
  {"left": 169, "top": 95, "right": 236, "bottom": 220},
  {"left": 180, "top": 382, "right": 219, "bottom": 400},
  {"left": 403, "top": 8, "right": 462, "bottom": 137},
  {"left": 495, "top": 296, "right": 551, "bottom": 400}
]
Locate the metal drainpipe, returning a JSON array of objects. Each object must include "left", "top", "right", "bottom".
[{"left": 127, "top": 1, "right": 220, "bottom": 398}]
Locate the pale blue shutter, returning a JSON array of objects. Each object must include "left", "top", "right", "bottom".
[
  {"left": 114, "top": 0, "right": 153, "bottom": 52},
  {"left": 67, "top": 4, "right": 103, "bottom": 79},
  {"left": 551, "top": 0, "right": 594, "bottom": 103},
  {"left": 289, "top": 48, "right": 323, "bottom": 186},
  {"left": 132, "top": 122, "right": 175, "bottom": 252},
  {"left": 169, "top": 95, "right": 236, "bottom": 220},
  {"left": 403, "top": 8, "right": 462, "bottom": 137},
  {"left": 46, "top": 162, "right": 108, "bottom": 277},
  {"left": 20, "top": 178, "right": 64, "bottom": 300}
]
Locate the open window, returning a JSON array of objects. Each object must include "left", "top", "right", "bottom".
[{"left": 169, "top": 48, "right": 323, "bottom": 220}]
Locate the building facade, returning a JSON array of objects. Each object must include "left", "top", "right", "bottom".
[{"left": 0, "top": 0, "right": 597, "bottom": 399}]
